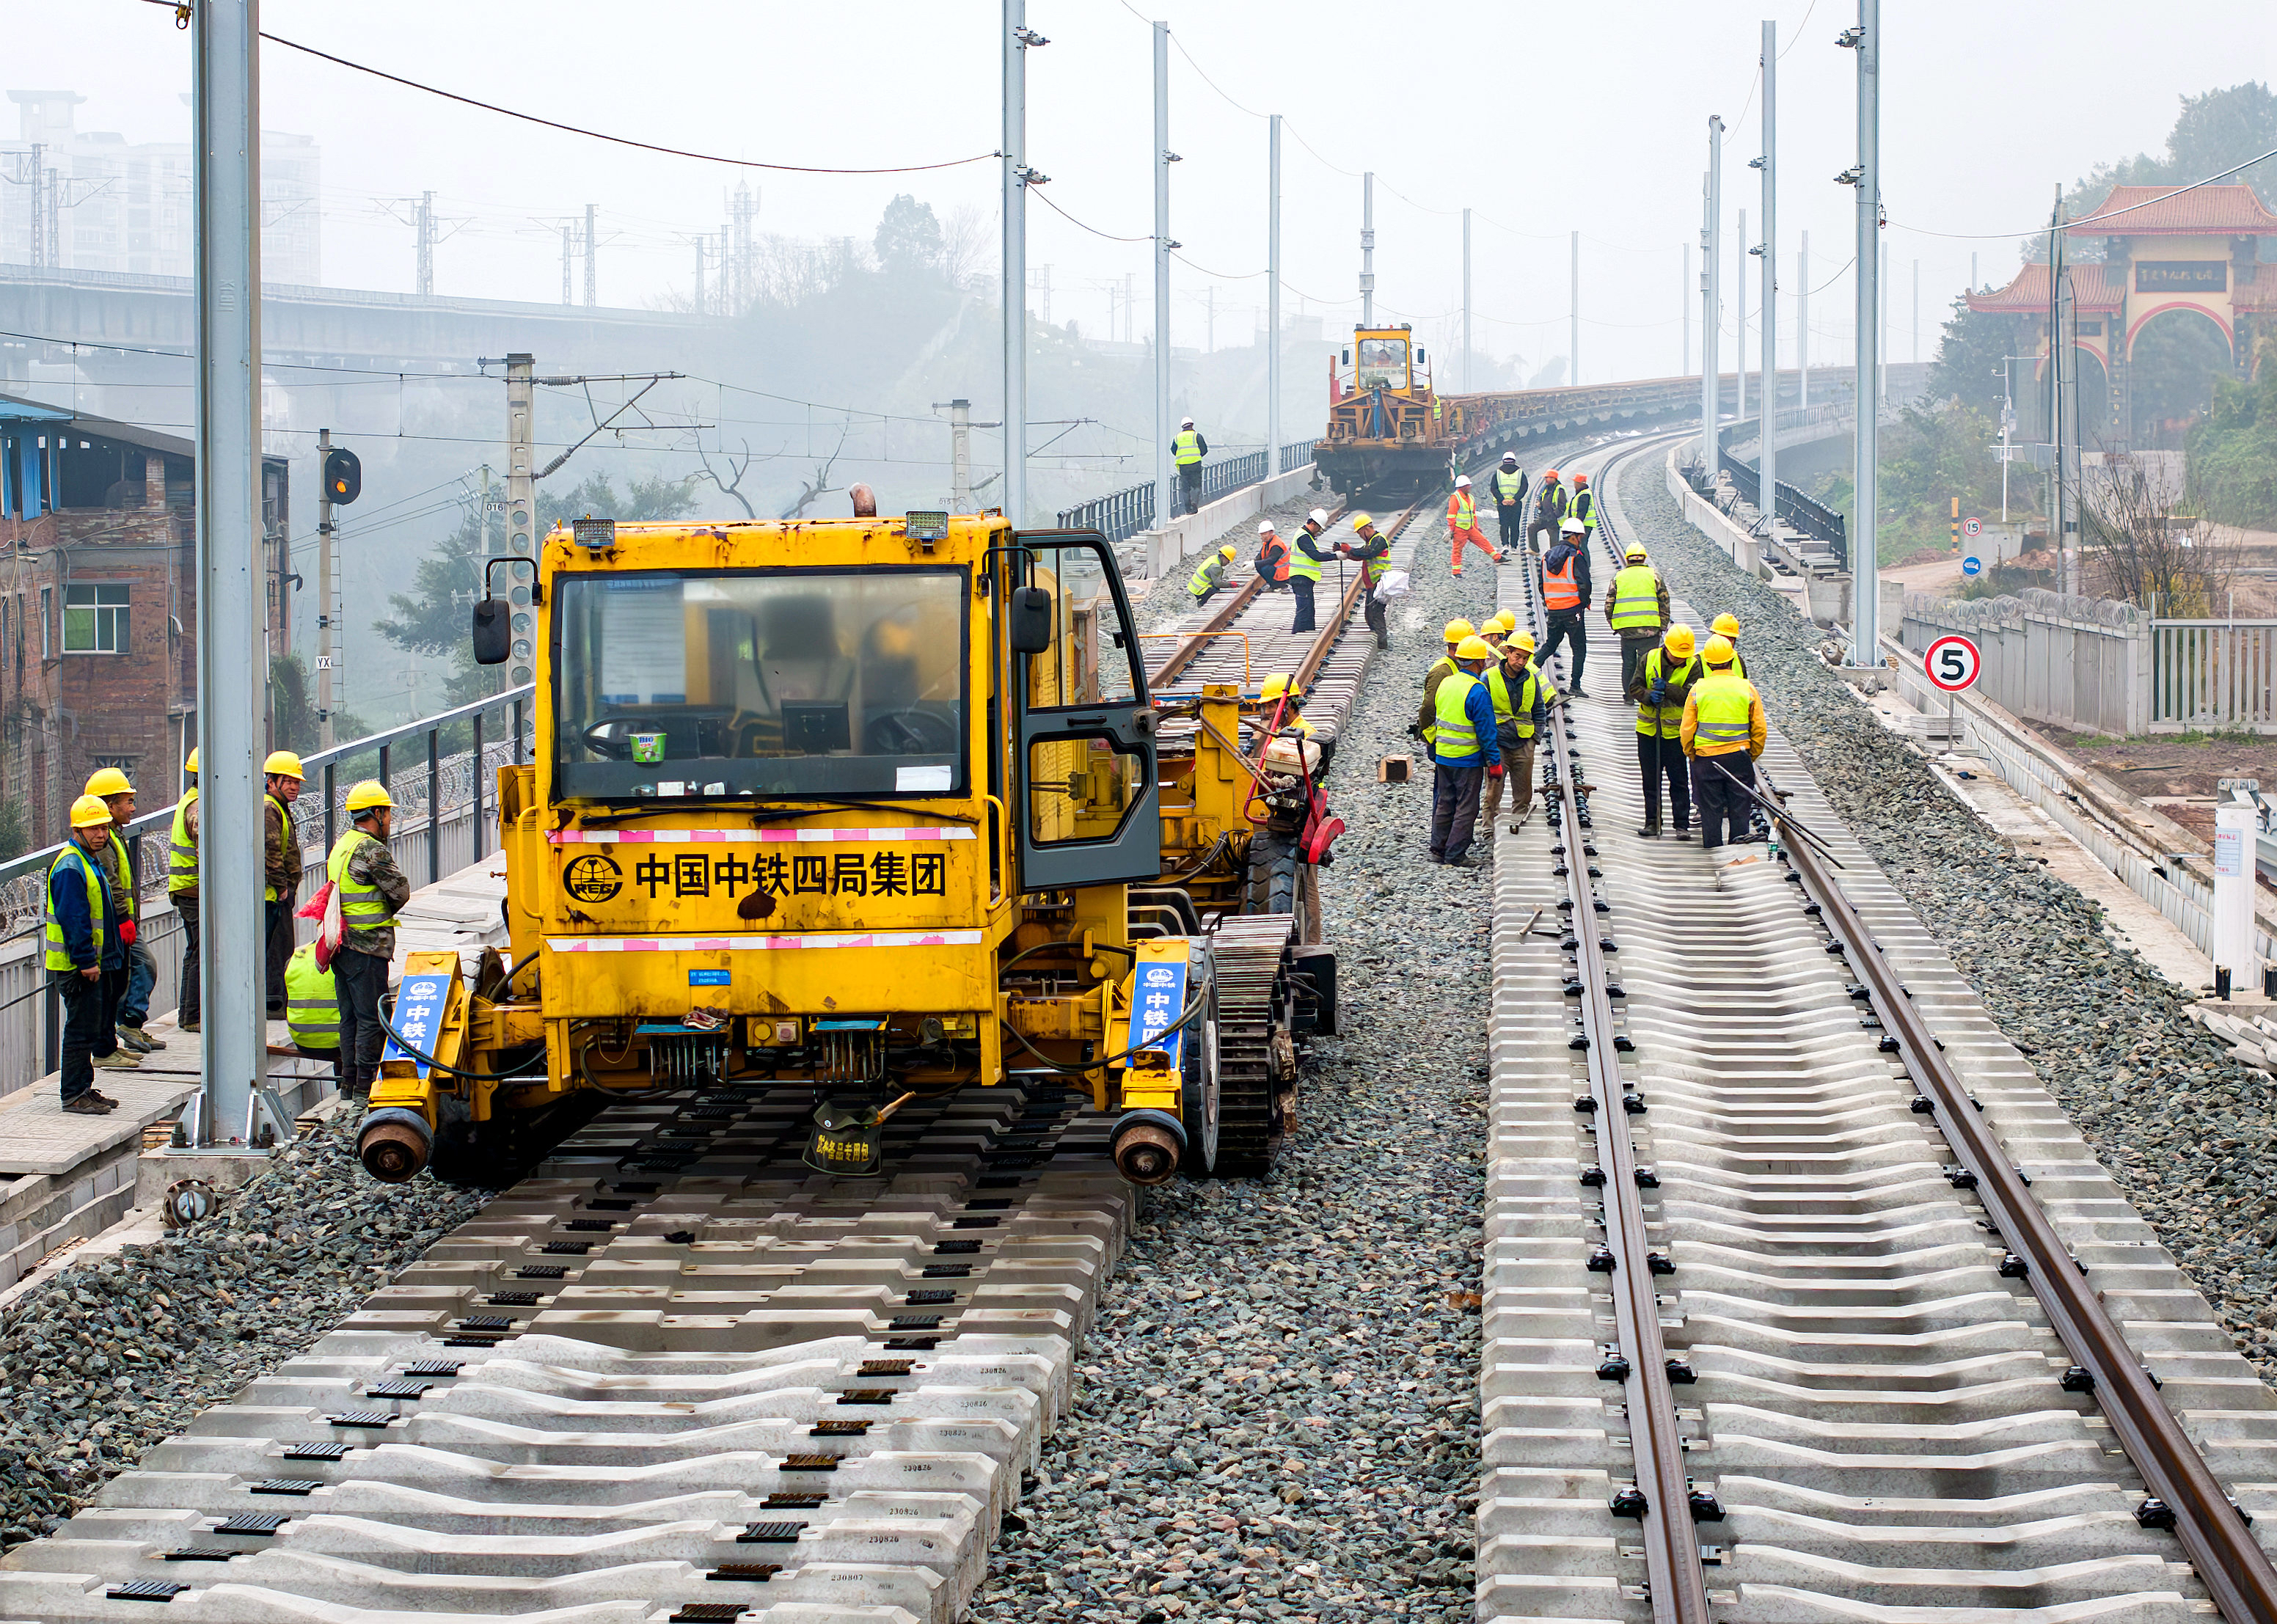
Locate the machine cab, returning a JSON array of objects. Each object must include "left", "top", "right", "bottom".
[{"left": 1350, "top": 326, "right": 1415, "bottom": 394}]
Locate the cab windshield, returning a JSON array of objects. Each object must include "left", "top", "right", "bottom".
[
  {"left": 1355, "top": 336, "right": 1409, "bottom": 391},
  {"left": 552, "top": 567, "right": 967, "bottom": 802}
]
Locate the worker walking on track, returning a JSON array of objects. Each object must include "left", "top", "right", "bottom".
[
  {"left": 1339, "top": 512, "right": 1392, "bottom": 648},
  {"left": 1188, "top": 541, "right": 1240, "bottom": 608},
  {"left": 1711, "top": 612, "right": 1748, "bottom": 679},
  {"left": 1447, "top": 475, "right": 1496, "bottom": 577},
  {"left": 169, "top": 748, "right": 202, "bottom": 1032},
  {"left": 1537, "top": 518, "right": 1593, "bottom": 696},
  {"left": 1173, "top": 417, "right": 1207, "bottom": 516},
  {"left": 329, "top": 780, "right": 412, "bottom": 1097},
  {"left": 1415, "top": 618, "right": 1475, "bottom": 744},
  {"left": 48, "top": 794, "right": 128, "bottom": 1114},
  {"left": 1484, "top": 629, "right": 1546, "bottom": 830},
  {"left": 1532, "top": 469, "right": 1568, "bottom": 551},
  {"left": 1605, "top": 542, "right": 1672, "bottom": 697},
  {"left": 1570, "top": 474, "right": 1599, "bottom": 546},
  {"left": 1490, "top": 453, "right": 1530, "bottom": 558},
  {"left": 1428, "top": 635, "right": 1502, "bottom": 867},
  {"left": 84, "top": 767, "right": 164, "bottom": 1056},
  {"left": 1287, "top": 511, "right": 1329, "bottom": 634},
  {"left": 263, "top": 751, "right": 304, "bottom": 1020},
  {"left": 1629, "top": 623, "right": 1703, "bottom": 840},
  {"left": 1681, "top": 634, "right": 1768, "bottom": 854},
  {"left": 285, "top": 940, "right": 340, "bottom": 1075}
]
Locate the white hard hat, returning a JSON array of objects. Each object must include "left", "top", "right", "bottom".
[
  {"left": 1308, "top": 508, "right": 1328, "bottom": 527},
  {"left": 1258, "top": 519, "right": 1278, "bottom": 535},
  {"left": 1454, "top": 475, "right": 1472, "bottom": 488},
  {"left": 1561, "top": 516, "right": 1587, "bottom": 535},
  {"left": 1180, "top": 417, "right": 1194, "bottom": 428},
  {"left": 1502, "top": 450, "right": 1518, "bottom": 462}
]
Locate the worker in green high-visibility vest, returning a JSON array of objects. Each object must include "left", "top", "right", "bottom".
[{"left": 1172, "top": 417, "right": 1208, "bottom": 516}]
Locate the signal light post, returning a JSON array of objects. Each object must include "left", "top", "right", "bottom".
[{"left": 316, "top": 431, "right": 361, "bottom": 749}]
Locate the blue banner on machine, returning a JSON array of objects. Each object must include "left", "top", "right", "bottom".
[
  {"left": 1131, "top": 958, "right": 1190, "bottom": 1069},
  {"left": 382, "top": 974, "right": 450, "bottom": 1079}
]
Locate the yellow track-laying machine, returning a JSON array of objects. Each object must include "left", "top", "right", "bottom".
[{"left": 356, "top": 507, "right": 1337, "bottom": 1188}]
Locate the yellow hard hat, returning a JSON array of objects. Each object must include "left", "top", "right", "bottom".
[
  {"left": 1489, "top": 610, "right": 1517, "bottom": 633},
  {"left": 1455, "top": 635, "right": 1496, "bottom": 662},
  {"left": 344, "top": 779, "right": 394, "bottom": 813},
  {"left": 1703, "top": 634, "right": 1736, "bottom": 665},
  {"left": 1623, "top": 543, "right": 1648, "bottom": 562},
  {"left": 183, "top": 747, "right": 200, "bottom": 775},
  {"left": 70, "top": 794, "right": 112, "bottom": 830},
  {"left": 1511, "top": 629, "right": 1537, "bottom": 653},
  {"left": 84, "top": 767, "right": 134, "bottom": 798},
  {"left": 1712, "top": 612, "right": 1741, "bottom": 638},
  {"left": 1442, "top": 618, "right": 1476, "bottom": 644},
  {"left": 263, "top": 750, "right": 305, "bottom": 780},
  {"left": 1220, "top": 543, "right": 1239, "bottom": 560},
  {"left": 1351, "top": 513, "right": 1375, "bottom": 530},
  {"left": 1664, "top": 624, "right": 1697, "bottom": 658},
  {"left": 1259, "top": 673, "right": 1304, "bottom": 703}
]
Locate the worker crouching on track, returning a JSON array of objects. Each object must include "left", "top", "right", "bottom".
[
  {"left": 1681, "top": 634, "right": 1768, "bottom": 854},
  {"left": 285, "top": 940, "right": 340, "bottom": 1075},
  {"left": 1255, "top": 518, "right": 1292, "bottom": 590},
  {"left": 47, "top": 794, "right": 127, "bottom": 1114},
  {"left": 1629, "top": 623, "right": 1703, "bottom": 840},
  {"left": 1428, "top": 636, "right": 1502, "bottom": 867},
  {"left": 1538, "top": 519, "right": 1592, "bottom": 697},
  {"left": 329, "top": 780, "right": 412, "bottom": 1097},
  {"left": 1338, "top": 512, "right": 1392, "bottom": 648},
  {"left": 1447, "top": 475, "right": 1496, "bottom": 577},
  {"left": 1188, "top": 541, "right": 1240, "bottom": 608},
  {"left": 1485, "top": 629, "right": 1546, "bottom": 830},
  {"left": 1606, "top": 542, "right": 1672, "bottom": 698}
]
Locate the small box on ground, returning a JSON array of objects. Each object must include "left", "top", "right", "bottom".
[{"left": 1378, "top": 755, "right": 1413, "bottom": 783}]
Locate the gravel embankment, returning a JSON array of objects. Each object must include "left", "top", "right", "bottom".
[
  {"left": 971, "top": 505, "right": 1513, "bottom": 1624},
  {"left": 1618, "top": 456, "right": 2277, "bottom": 1380},
  {"left": 0, "top": 1119, "right": 489, "bottom": 1546}
]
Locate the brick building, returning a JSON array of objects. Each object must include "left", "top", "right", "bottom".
[{"left": 0, "top": 395, "right": 289, "bottom": 846}]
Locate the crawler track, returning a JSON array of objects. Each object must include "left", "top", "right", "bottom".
[{"left": 1479, "top": 433, "right": 2277, "bottom": 1623}]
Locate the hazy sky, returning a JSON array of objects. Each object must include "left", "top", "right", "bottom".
[{"left": 15, "top": 1, "right": 2277, "bottom": 388}]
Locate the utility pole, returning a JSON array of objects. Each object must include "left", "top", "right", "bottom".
[
  {"left": 1799, "top": 230, "right": 1810, "bottom": 408},
  {"left": 560, "top": 224, "right": 574, "bottom": 306},
  {"left": 692, "top": 237, "right": 706, "bottom": 315},
  {"left": 1360, "top": 172, "right": 1375, "bottom": 326},
  {"left": 1463, "top": 207, "right": 1473, "bottom": 392},
  {"left": 1682, "top": 242, "right": 1691, "bottom": 377},
  {"left": 2052, "top": 188, "right": 2080, "bottom": 599},
  {"left": 1912, "top": 256, "right": 1919, "bottom": 362},
  {"left": 1736, "top": 207, "right": 1747, "bottom": 420},
  {"left": 26, "top": 143, "right": 44, "bottom": 270},
  {"left": 1570, "top": 230, "right": 1579, "bottom": 385},
  {"left": 1152, "top": 18, "right": 1174, "bottom": 530},
  {"left": 316, "top": 428, "right": 335, "bottom": 748},
  {"left": 504, "top": 354, "right": 536, "bottom": 688},
  {"left": 1758, "top": 18, "right": 1777, "bottom": 537},
  {"left": 1205, "top": 285, "right": 1213, "bottom": 353},
  {"left": 1122, "top": 272, "right": 1133, "bottom": 343},
  {"left": 1702, "top": 117, "right": 1723, "bottom": 469},
  {"left": 1001, "top": 0, "right": 1037, "bottom": 524},
  {"left": 1844, "top": 0, "right": 1881, "bottom": 666},
  {"left": 1032, "top": 263, "right": 1053, "bottom": 326},
  {"left": 1879, "top": 239, "right": 1889, "bottom": 401},
  {"left": 583, "top": 202, "right": 597, "bottom": 307},
  {"left": 938, "top": 398, "right": 974, "bottom": 511},
  {"left": 1268, "top": 113, "right": 1282, "bottom": 473},
  {"left": 191, "top": 0, "right": 274, "bottom": 1148},
  {"left": 416, "top": 189, "right": 435, "bottom": 296}
]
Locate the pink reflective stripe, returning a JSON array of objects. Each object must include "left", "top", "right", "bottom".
[
  {"left": 549, "top": 827, "right": 974, "bottom": 845},
  {"left": 546, "top": 929, "right": 984, "bottom": 952}
]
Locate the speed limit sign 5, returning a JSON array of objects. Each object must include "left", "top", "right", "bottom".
[{"left": 1924, "top": 634, "right": 1981, "bottom": 692}]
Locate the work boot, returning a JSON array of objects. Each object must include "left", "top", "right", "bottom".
[
  {"left": 1567, "top": 687, "right": 1589, "bottom": 700},
  {"left": 87, "top": 1089, "right": 122, "bottom": 1108},
  {"left": 1376, "top": 633, "right": 1389, "bottom": 650},
  {"left": 1673, "top": 827, "right": 1694, "bottom": 843},
  {"left": 178, "top": 1020, "right": 200, "bottom": 1033},
  {"left": 63, "top": 1094, "right": 112, "bottom": 1116},
  {"left": 1637, "top": 823, "right": 1662, "bottom": 839},
  {"left": 115, "top": 1027, "right": 153, "bottom": 1054},
  {"left": 93, "top": 1050, "right": 142, "bottom": 1071},
  {"left": 120, "top": 1023, "right": 167, "bottom": 1050}
]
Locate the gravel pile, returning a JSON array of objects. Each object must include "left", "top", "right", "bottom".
[
  {"left": 1616, "top": 456, "right": 2277, "bottom": 1380},
  {"left": 0, "top": 1118, "right": 489, "bottom": 1547},
  {"left": 971, "top": 498, "right": 1527, "bottom": 1623}
]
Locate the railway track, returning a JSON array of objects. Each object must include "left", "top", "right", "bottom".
[{"left": 1480, "top": 434, "right": 2277, "bottom": 1622}]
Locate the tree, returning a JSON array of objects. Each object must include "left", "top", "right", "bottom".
[
  {"left": 874, "top": 194, "right": 944, "bottom": 278},
  {"left": 2189, "top": 334, "right": 2277, "bottom": 528},
  {"left": 1926, "top": 296, "right": 2017, "bottom": 420},
  {"left": 2080, "top": 454, "right": 2239, "bottom": 614},
  {"left": 2031, "top": 81, "right": 2277, "bottom": 261},
  {"left": 536, "top": 471, "right": 698, "bottom": 531},
  {"left": 939, "top": 202, "right": 993, "bottom": 289}
]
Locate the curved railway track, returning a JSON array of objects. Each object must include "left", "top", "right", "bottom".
[{"left": 1480, "top": 432, "right": 2277, "bottom": 1623}]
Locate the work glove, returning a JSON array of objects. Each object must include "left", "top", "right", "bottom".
[
  {"left": 1487, "top": 763, "right": 1505, "bottom": 780},
  {"left": 1648, "top": 683, "right": 1669, "bottom": 707},
  {"left": 1406, "top": 723, "right": 1425, "bottom": 744}
]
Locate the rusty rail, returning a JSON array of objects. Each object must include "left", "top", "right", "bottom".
[{"left": 1146, "top": 498, "right": 1352, "bottom": 690}]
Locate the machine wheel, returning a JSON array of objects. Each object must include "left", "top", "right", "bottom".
[
  {"left": 1244, "top": 830, "right": 1301, "bottom": 920},
  {"left": 1177, "top": 979, "right": 1221, "bottom": 1177},
  {"left": 1210, "top": 913, "right": 1298, "bottom": 1179}
]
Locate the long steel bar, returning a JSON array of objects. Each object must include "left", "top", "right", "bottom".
[
  {"left": 1775, "top": 779, "right": 2277, "bottom": 1624},
  {"left": 1850, "top": 0, "right": 1881, "bottom": 663}
]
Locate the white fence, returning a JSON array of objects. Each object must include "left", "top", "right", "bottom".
[
  {"left": 1901, "top": 590, "right": 2151, "bottom": 738},
  {"left": 2150, "top": 621, "right": 2277, "bottom": 732}
]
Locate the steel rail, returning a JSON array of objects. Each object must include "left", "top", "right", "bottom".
[
  {"left": 1528, "top": 439, "right": 1715, "bottom": 1624},
  {"left": 1771, "top": 780, "right": 2277, "bottom": 1624},
  {"left": 1146, "top": 497, "right": 1352, "bottom": 690}
]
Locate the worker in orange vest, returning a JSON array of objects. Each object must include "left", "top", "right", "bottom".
[{"left": 1446, "top": 475, "right": 1497, "bottom": 577}]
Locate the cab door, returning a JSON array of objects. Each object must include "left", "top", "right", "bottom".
[{"left": 1012, "top": 530, "right": 1160, "bottom": 890}]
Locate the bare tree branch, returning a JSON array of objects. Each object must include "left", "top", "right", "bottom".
[
  {"left": 779, "top": 423, "right": 855, "bottom": 521},
  {"left": 2081, "top": 442, "right": 2241, "bottom": 614},
  {"left": 696, "top": 439, "right": 764, "bottom": 519}
]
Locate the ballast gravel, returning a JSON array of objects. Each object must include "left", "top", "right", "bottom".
[
  {"left": 1616, "top": 454, "right": 2277, "bottom": 1382},
  {"left": 0, "top": 1118, "right": 489, "bottom": 1548},
  {"left": 970, "top": 497, "right": 1522, "bottom": 1623}
]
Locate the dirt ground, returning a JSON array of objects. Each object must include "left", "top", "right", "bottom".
[{"left": 2038, "top": 728, "right": 2277, "bottom": 855}]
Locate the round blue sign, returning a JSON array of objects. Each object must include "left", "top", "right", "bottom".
[{"left": 1961, "top": 555, "right": 1982, "bottom": 577}]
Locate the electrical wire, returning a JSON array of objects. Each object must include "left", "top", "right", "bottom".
[
  {"left": 0, "top": 326, "right": 484, "bottom": 378},
  {"left": 1028, "top": 188, "right": 1153, "bottom": 245},
  {"left": 1892, "top": 142, "right": 2277, "bottom": 242}
]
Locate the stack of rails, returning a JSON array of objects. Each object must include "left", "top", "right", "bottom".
[
  {"left": 0, "top": 1083, "right": 1138, "bottom": 1624},
  {"left": 1472, "top": 436, "right": 2277, "bottom": 1624}
]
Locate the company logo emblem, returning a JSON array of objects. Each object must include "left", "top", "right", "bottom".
[
  {"left": 1142, "top": 966, "right": 1177, "bottom": 987},
  {"left": 563, "top": 852, "right": 624, "bottom": 903}
]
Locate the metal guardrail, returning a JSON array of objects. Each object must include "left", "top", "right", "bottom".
[
  {"left": 1056, "top": 440, "right": 1316, "bottom": 545},
  {"left": 1718, "top": 445, "right": 1849, "bottom": 567},
  {"left": 0, "top": 684, "right": 535, "bottom": 1085}
]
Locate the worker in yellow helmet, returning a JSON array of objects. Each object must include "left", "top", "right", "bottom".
[
  {"left": 1605, "top": 541, "right": 1672, "bottom": 697},
  {"left": 1414, "top": 618, "right": 1477, "bottom": 749},
  {"left": 1681, "top": 634, "right": 1768, "bottom": 854},
  {"left": 263, "top": 750, "right": 306, "bottom": 1019},
  {"left": 47, "top": 795, "right": 129, "bottom": 1113},
  {"left": 1483, "top": 629, "right": 1545, "bottom": 829},
  {"left": 1629, "top": 624, "right": 1704, "bottom": 840},
  {"left": 329, "top": 780, "right": 413, "bottom": 1097},
  {"left": 1188, "top": 541, "right": 1242, "bottom": 608},
  {"left": 84, "top": 767, "right": 166, "bottom": 1055},
  {"left": 1711, "top": 612, "right": 1747, "bottom": 680},
  {"left": 1428, "top": 636, "right": 1502, "bottom": 866},
  {"left": 1336, "top": 512, "right": 1393, "bottom": 649},
  {"left": 170, "top": 747, "right": 203, "bottom": 1031}
]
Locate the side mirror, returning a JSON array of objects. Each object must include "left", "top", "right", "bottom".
[
  {"left": 471, "top": 597, "right": 511, "bottom": 666},
  {"left": 1417, "top": 348, "right": 1428, "bottom": 365},
  {"left": 1341, "top": 348, "right": 1351, "bottom": 365},
  {"left": 1009, "top": 586, "right": 1053, "bottom": 656}
]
